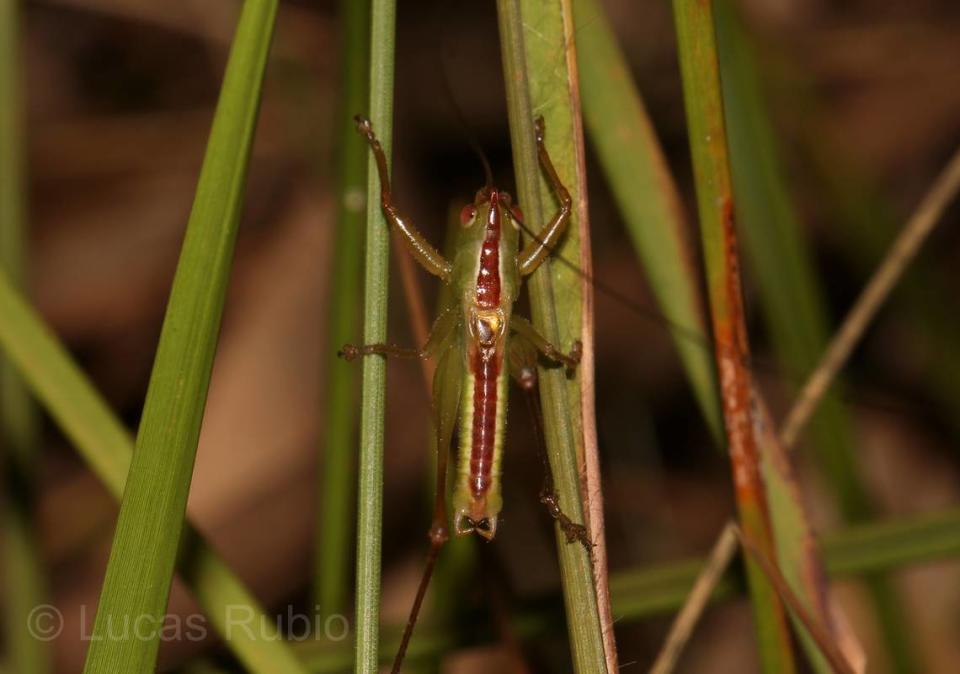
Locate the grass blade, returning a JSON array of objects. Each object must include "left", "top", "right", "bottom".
[
  {"left": 573, "top": 0, "right": 723, "bottom": 444},
  {"left": 314, "top": 0, "right": 369, "bottom": 618},
  {"left": 711, "top": 5, "right": 910, "bottom": 667},
  {"left": 658, "top": 132, "right": 960, "bottom": 670},
  {"left": 82, "top": 2, "right": 279, "bottom": 670},
  {"left": 611, "top": 506, "right": 960, "bottom": 623},
  {"left": 713, "top": 0, "right": 866, "bottom": 515},
  {"left": 0, "top": 2, "right": 48, "bottom": 671},
  {"left": 669, "top": 1, "right": 796, "bottom": 670},
  {"left": 496, "top": 1, "right": 612, "bottom": 671},
  {"left": 659, "top": 129, "right": 960, "bottom": 664},
  {"left": 0, "top": 271, "right": 308, "bottom": 672},
  {"left": 752, "top": 390, "right": 852, "bottom": 673},
  {"left": 736, "top": 528, "right": 857, "bottom": 674},
  {"left": 353, "top": 0, "right": 396, "bottom": 670}
]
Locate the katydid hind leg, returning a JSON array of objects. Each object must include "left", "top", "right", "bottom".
[
  {"left": 507, "top": 334, "right": 593, "bottom": 552},
  {"left": 391, "top": 334, "right": 463, "bottom": 674}
]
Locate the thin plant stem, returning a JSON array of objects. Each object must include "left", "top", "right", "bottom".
[
  {"left": 780, "top": 143, "right": 960, "bottom": 447},
  {"left": 353, "top": 0, "right": 396, "bottom": 670},
  {"left": 649, "top": 523, "right": 738, "bottom": 674}
]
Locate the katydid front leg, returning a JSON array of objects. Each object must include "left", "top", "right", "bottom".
[
  {"left": 354, "top": 115, "right": 453, "bottom": 280},
  {"left": 517, "top": 116, "right": 573, "bottom": 276}
]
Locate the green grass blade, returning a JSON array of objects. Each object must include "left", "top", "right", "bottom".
[
  {"left": 611, "top": 506, "right": 960, "bottom": 619},
  {"left": 0, "top": 3, "right": 48, "bottom": 672},
  {"left": 354, "top": 0, "right": 396, "bottom": 670},
  {"left": 713, "top": 1, "right": 868, "bottom": 516},
  {"left": 0, "top": 274, "right": 132, "bottom": 486},
  {"left": 753, "top": 394, "right": 845, "bottom": 673},
  {"left": 0, "top": 272, "right": 308, "bottom": 674},
  {"left": 573, "top": 0, "right": 723, "bottom": 444},
  {"left": 669, "top": 1, "right": 796, "bottom": 670},
  {"left": 496, "top": 1, "right": 611, "bottom": 671},
  {"left": 0, "top": 5, "right": 24, "bottom": 295},
  {"left": 712, "top": 3, "right": 910, "bottom": 669},
  {"left": 314, "top": 0, "right": 369, "bottom": 618},
  {"left": 82, "top": 2, "right": 279, "bottom": 671}
]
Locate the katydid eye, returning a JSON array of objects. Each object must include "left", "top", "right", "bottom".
[{"left": 460, "top": 205, "right": 477, "bottom": 226}]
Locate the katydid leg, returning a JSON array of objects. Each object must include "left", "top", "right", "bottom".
[
  {"left": 510, "top": 315, "right": 582, "bottom": 369},
  {"left": 517, "top": 116, "right": 573, "bottom": 276},
  {"left": 392, "top": 335, "right": 463, "bottom": 674},
  {"left": 354, "top": 116, "right": 454, "bottom": 281},
  {"left": 507, "top": 335, "right": 592, "bottom": 551},
  {"left": 340, "top": 305, "right": 460, "bottom": 362},
  {"left": 337, "top": 343, "right": 423, "bottom": 361}
]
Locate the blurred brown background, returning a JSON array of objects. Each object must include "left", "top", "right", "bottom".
[{"left": 10, "top": 0, "right": 960, "bottom": 671}]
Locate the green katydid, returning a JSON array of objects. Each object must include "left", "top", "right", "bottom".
[{"left": 341, "top": 114, "right": 592, "bottom": 672}]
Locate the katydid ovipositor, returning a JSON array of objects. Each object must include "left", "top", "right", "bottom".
[{"left": 342, "top": 114, "right": 592, "bottom": 671}]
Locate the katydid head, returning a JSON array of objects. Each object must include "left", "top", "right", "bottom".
[
  {"left": 450, "top": 186, "right": 523, "bottom": 310},
  {"left": 458, "top": 187, "right": 523, "bottom": 232}
]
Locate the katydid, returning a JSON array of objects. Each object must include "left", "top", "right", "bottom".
[{"left": 341, "top": 114, "right": 591, "bottom": 672}]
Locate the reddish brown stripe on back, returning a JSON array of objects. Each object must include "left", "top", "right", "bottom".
[
  {"left": 469, "top": 345, "right": 501, "bottom": 498},
  {"left": 475, "top": 190, "right": 502, "bottom": 309}
]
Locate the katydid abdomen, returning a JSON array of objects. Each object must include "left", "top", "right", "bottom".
[{"left": 454, "top": 338, "right": 508, "bottom": 538}]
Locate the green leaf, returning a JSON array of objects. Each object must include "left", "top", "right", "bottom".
[
  {"left": 574, "top": 0, "right": 723, "bottom": 444},
  {"left": 0, "top": 274, "right": 307, "bottom": 673},
  {"left": 669, "top": 0, "right": 797, "bottom": 670},
  {"left": 753, "top": 392, "right": 849, "bottom": 673},
  {"left": 497, "top": 1, "right": 612, "bottom": 671},
  {"left": 82, "top": 2, "right": 282, "bottom": 671},
  {"left": 314, "top": 0, "right": 369, "bottom": 618},
  {"left": 713, "top": 3, "right": 902, "bottom": 669}
]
